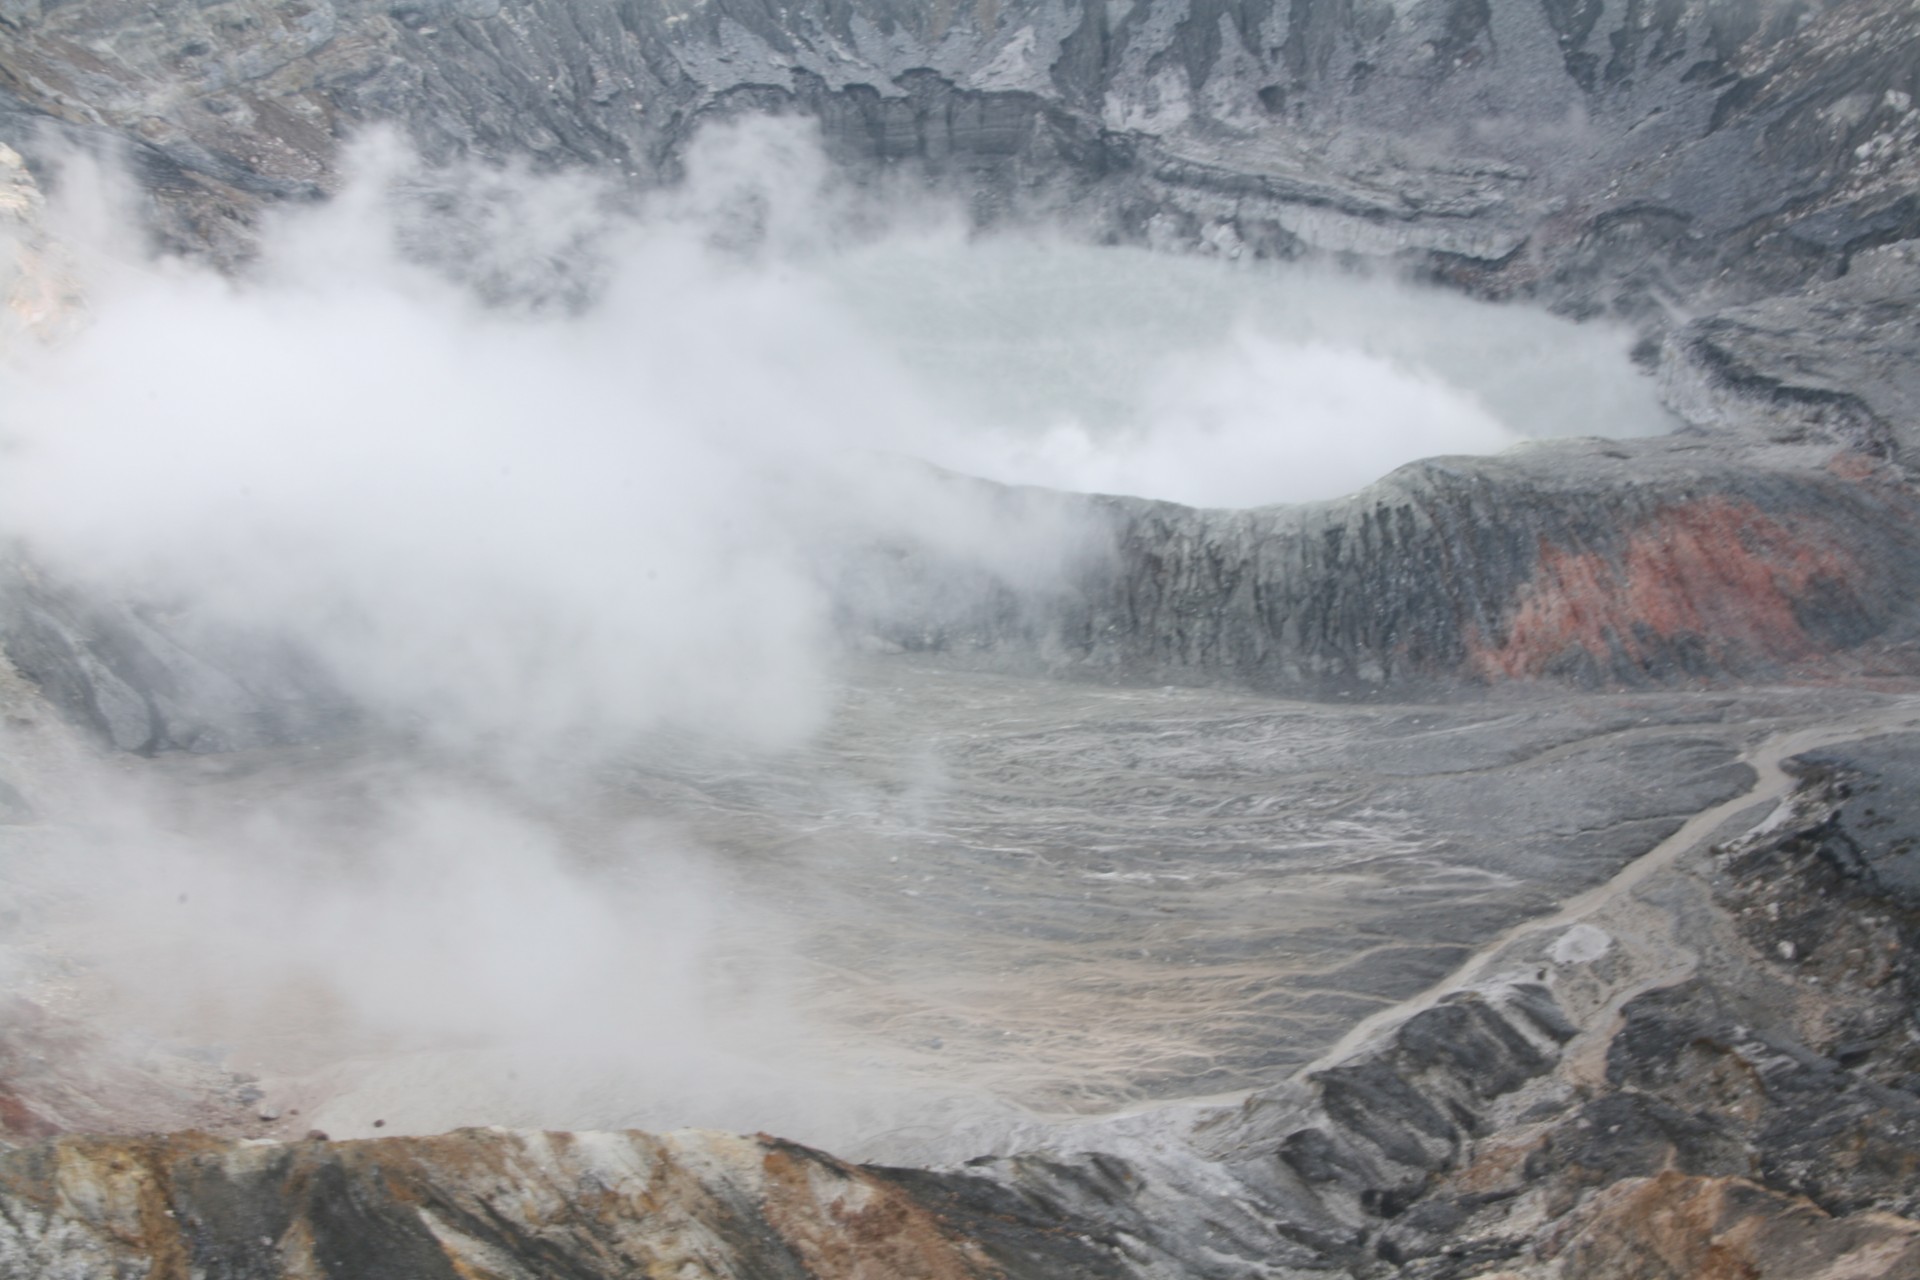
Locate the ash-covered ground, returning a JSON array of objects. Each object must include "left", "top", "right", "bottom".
[{"left": 2, "top": 657, "right": 1900, "bottom": 1167}]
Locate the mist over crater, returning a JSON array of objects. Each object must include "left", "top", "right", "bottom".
[
  {"left": 809, "top": 234, "right": 1677, "bottom": 507},
  {"left": 2, "top": 2, "right": 1920, "bottom": 1277},
  {"left": 0, "top": 120, "right": 1690, "bottom": 1158}
]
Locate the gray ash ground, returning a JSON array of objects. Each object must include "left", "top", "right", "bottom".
[
  {"left": 610, "top": 665, "right": 1834, "bottom": 1114},
  {"left": 45, "top": 660, "right": 1884, "bottom": 1161}
]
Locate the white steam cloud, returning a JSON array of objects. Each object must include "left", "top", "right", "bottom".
[
  {"left": 0, "top": 118, "right": 1673, "bottom": 1151},
  {"left": 4, "top": 124, "right": 921, "bottom": 754},
  {"left": 1, "top": 119, "right": 1671, "bottom": 751},
  {"left": 815, "top": 229, "right": 1675, "bottom": 509}
]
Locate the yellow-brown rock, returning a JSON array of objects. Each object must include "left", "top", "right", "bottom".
[
  {"left": 0, "top": 1127, "right": 1012, "bottom": 1280},
  {"left": 1551, "top": 1171, "right": 1920, "bottom": 1280}
]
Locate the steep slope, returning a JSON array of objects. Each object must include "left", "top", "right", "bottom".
[
  {"left": 848, "top": 434, "right": 1920, "bottom": 691},
  {"left": 1, "top": 0, "right": 1914, "bottom": 309}
]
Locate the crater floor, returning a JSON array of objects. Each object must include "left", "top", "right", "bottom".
[{"left": 7, "top": 660, "right": 1899, "bottom": 1164}]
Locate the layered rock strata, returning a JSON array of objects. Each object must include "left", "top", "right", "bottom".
[
  {"left": 1, "top": 0, "right": 1915, "bottom": 317},
  {"left": 849, "top": 434, "right": 1920, "bottom": 692}
]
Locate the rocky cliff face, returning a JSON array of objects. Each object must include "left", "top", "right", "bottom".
[
  {"left": 1, "top": 0, "right": 1914, "bottom": 301},
  {"left": 0, "top": 1127, "right": 1103, "bottom": 1280},
  {"left": 850, "top": 432, "right": 1920, "bottom": 692},
  {"left": 0, "top": 562, "right": 347, "bottom": 755}
]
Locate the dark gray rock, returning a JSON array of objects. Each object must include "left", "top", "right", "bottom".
[
  {"left": 0, "top": 560, "right": 347, "bottom": 754},
  {"left": 1661, "top": 243, "right": 1920, "bottom": 465},
  {"left": 1, "top": 0, "right": 1912, "bottom": 313},
  {"left": 841, "top": 436, "right": 1920, "bottom": 693},
  {"left": 1780, "top": 734, "right": 1920, "bottom": 914},
  {"left": 1370, "top": 737, "right": 1920, "bottom": 1272},
  {"left": 1593, "top": 976, "right": 1920, "bottom": 1219}
]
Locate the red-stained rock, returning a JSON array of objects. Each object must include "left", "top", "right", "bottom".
[{"left": 1469, "top": 496, "right": 1862, "bottom": 681}]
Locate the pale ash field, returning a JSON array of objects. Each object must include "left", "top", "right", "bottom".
[{"left": 5, "top": 653, "right": 1893, "bottom": 1164}]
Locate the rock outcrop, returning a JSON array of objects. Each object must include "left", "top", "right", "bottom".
[
  {"left": 0, "top": 562, "right": 347, "bottom": 755},
  {"left": 1662, "top": 240, "right": 1920, "bottom": 464},
  {"left": 1294, "top": 732, "right": 1920, "bottom": 1277},
  {"left": 0, "top": 1127, "right": 1088, "bottom": 1279},
  {"left": 851, "top": 434, "right": 1920, "bottom": 692},
  {"left": 0, "top": 986, "right": 1581, "bottom": 1279},
  {"left": 0, "top": 139, "right": 75, "bottom": 338},
  {"left": 1, "top": 0, "right": 1915, "bottom": 308}
]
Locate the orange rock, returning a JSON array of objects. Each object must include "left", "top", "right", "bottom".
[{"left": 1469, "top": 497, "right": 1864, "bottom": 681}]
